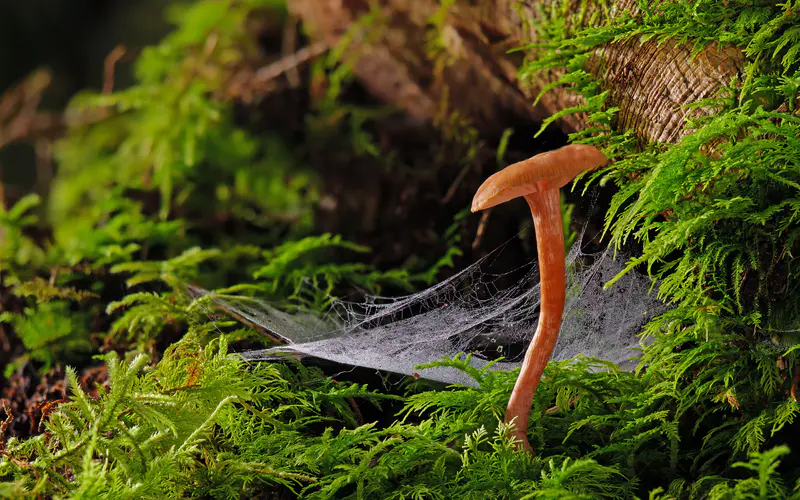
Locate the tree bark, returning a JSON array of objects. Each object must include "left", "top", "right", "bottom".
[{"left": 290, "top": 0, "right": 745, "bottom": 144}]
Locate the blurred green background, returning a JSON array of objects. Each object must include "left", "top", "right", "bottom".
[{"left": 0, "top": 0, "right": 169, "bottom": 199}]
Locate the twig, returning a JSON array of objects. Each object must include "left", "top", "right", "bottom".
[
  {"left": 38, "top": 399, "right": 68, "bottom": 432},
  {"left": 254, "top": 41, "right": 330, "bottom": 84},
  {"left": 282, "top": 15, "right": 301, "bottom": 88},
  {"left": 103, "top": 45, "right": 127, "bottom": 95},
  {"left": 0, "top": 70, "right": 50, "bottom": 124},
  {"left": 225, "top": 41, "right": 330, "bottom": 101},
  {"left": 0, "top": 70, "right": 62, "bottom": 150},
  {"left": 441, "top": 160, "right": 474, "bottom": 204},
  {"left": 0, "top": 450, "right": 36, "bottom": 470},
  {"left": 791, "top": 367, "right": 799, "bottom": 403},
  {"left": 472, "top": 210, "right": 491, "bottom": 250},
  {"left": 0, "top": 402, "right": 13, "bottom": 448}
]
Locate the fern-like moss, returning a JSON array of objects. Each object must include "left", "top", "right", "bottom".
[{"left": 1, "top": 0, "right": 800, "bottom": 498}]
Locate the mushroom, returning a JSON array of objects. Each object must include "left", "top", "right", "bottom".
[{"left": 471, "top": 144, "right": 607, "bottom": 453}]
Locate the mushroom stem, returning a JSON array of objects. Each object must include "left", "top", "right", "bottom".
[
  {"left": 505, "top": 188, "right": 566, "bottom": 452},
  {"left": 470, "top": 144, "right": 606, "bottom": 453}
]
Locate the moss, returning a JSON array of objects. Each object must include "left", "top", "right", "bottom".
[
  {"left": 518, "top": 0, "right": 800, "bottom": 491},
  {"left": 0, "top": 0, "right": 799, "bottom": 498}
]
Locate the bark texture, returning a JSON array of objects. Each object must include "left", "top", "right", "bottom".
[{"left": 290, "top": 0, "right": 745, "bottom": 144}]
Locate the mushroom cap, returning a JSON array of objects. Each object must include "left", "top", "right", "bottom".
[{"left": 471, "top": 144, "right": 607, "bottom": 212}]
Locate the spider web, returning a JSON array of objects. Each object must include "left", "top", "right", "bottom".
[{"left": 198, "top": 228, "right": 669, "bottom": 386}]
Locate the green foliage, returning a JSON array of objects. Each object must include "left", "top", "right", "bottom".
[
  {"left": 513, "top": 0, "right": 800, "bottom": 496},
  {"left": 50, "top": 0, "right": 314, "bottom": 268},
  {"left": 561, "top": 192, "right": 577, "bottom": 251},
  {"left": 0, "top": 194, "right": 45, "bottom": 274},
  {"left": 307, "top": 3, "right": 396, "bottom": 162},
  {"left": 0, "top": 336, "right": 360, "bottom": 497},
  {"left": 54, "top": 0, "right": 299, "bottom": 221},
  {"left": 13, "top": 277, "right": 99, "bottom": 303},
  {"left": 3, "top": 340, "right": 797, "bottom": 498},
  {"left": 0, "top": 302, "right": 93, "bottom": 375},
  {"left": 1, "top": 0, "right": 800, "bottom": 497},
  {"left": 655, "top": 445, "right": 800, "bottom": 499},
  {"left": 253, "top": 234, "right": 414, "bottom": 309},
  {"left": 111, "top": 246, "right": 226, "bottom": 288}
]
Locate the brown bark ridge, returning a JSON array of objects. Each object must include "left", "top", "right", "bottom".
[{"left": 290, "top": 0, "right": 745, "bottom": 144}]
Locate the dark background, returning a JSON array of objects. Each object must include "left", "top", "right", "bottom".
[{"left": 0, "top": 0, "right": 169, "bottom": 198}]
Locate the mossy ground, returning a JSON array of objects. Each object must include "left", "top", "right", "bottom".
[{"left": 0, "top": 0, "right": 799, "bottom": 498}]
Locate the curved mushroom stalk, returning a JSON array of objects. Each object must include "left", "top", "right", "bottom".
[
  {"left": 471, "top": 144, "right": 606, "bottom": 454},
  {"left": 505, "top": 189, "right": 566, "bottom": 451}
]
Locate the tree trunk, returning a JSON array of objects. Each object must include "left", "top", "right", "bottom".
[{"left": 290, "top": 0, "right": 745, "bottom": 144}]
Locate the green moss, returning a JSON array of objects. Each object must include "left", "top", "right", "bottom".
[
  {"left": 516, "top": 0, "right": 800, "bottom": 492},
  {"left": 1, "top": 0, "right": 800, "bottom": 498}
]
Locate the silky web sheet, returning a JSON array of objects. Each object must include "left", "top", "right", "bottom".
[{"left": 199, "top": 230, "right": 669, "bottom": 386}]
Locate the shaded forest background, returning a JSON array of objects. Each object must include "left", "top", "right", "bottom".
[{"left": 0, "top": 0, "right": 168, "bottom": 200}]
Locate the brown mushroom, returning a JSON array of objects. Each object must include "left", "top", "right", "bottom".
[{"left": 471, "top": 144, "right": 607, "bottom": 453}]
